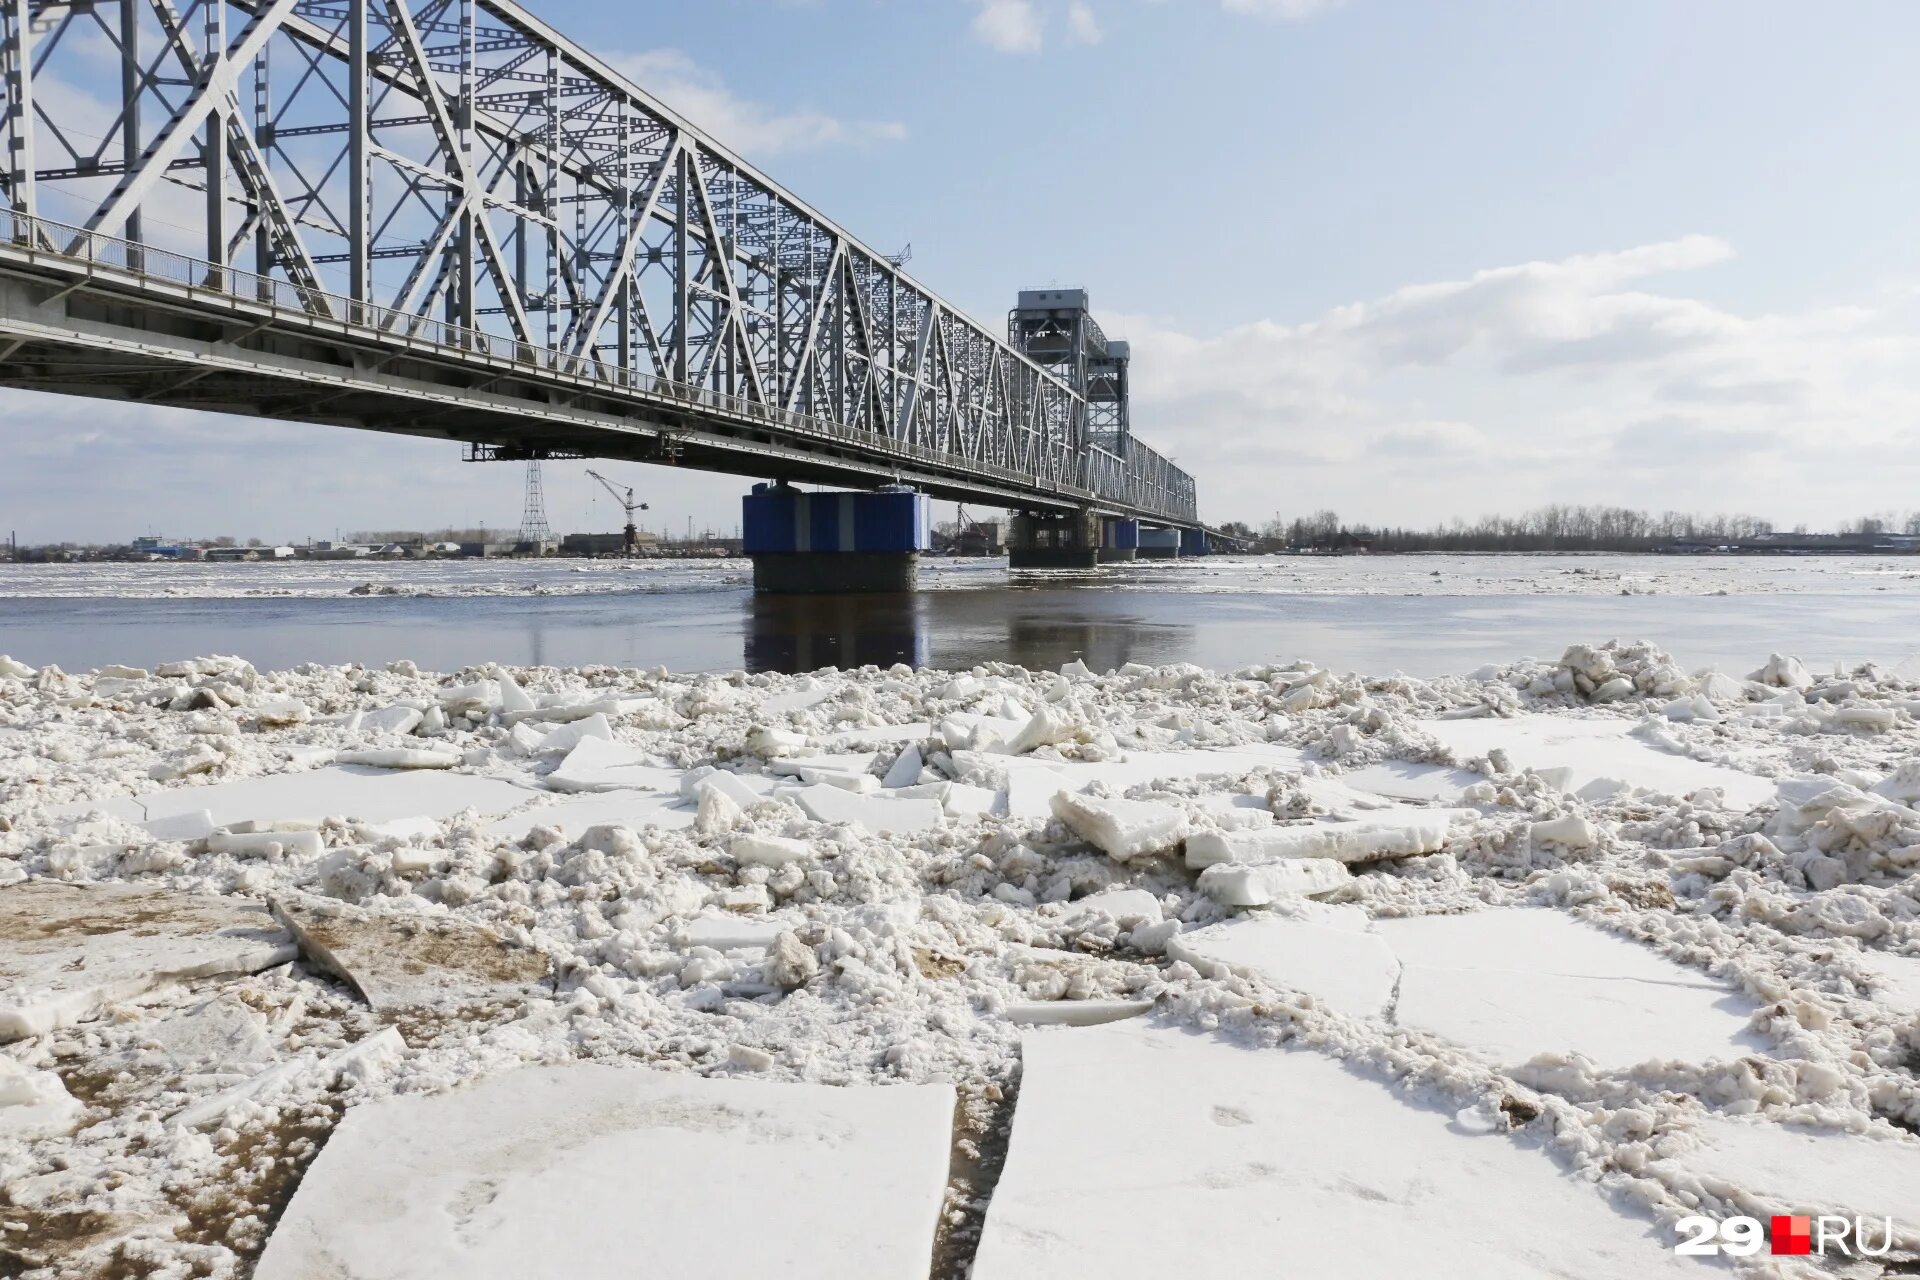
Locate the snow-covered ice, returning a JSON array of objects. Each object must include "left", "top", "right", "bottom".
[
  {"left": 1376, "top": 909, "right": 1767, "bottom": 1069},
  {"left": 7, "top": 635, "right": 1920, "bottom": 1278},
  {"left": 971, "top": 1020, "right": 1700, "bottom": 1278},
  {"left": 254, "top": 1063, "right": 954, "bottom": 1280}
]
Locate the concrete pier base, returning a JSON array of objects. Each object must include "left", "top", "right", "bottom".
[
  {"left": 1096, "top": 546, "right": 1137, "bottom": 563},
  {"left": 1097, "top": 517, "right": 1139, "bottom": 563},
  {"left": 750, "top": 551, "right": 919, "bottom": 594},
  {"left": 1009, "top": 510, "right": 1101, "bottom": 570},
  {"left": 1138, "top": 527, "right": 1180, "bottom": 560}
]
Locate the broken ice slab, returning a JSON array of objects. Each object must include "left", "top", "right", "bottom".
[
  {"left": 1049, "top": 792, "right": 1188, "bottom": 862},
  {"left": 1169, "top": 909, "right": 1398, "bottom": 1016},
  {"left": 971, "top": 1021, "right": 1700, "bottom": 1279},
  {"left": 544, "top": 737, "right": 684, "bottom": 794},
  {"left": 61, "top": 766, "right": 533, "bottom": 831},
  {"left": 0, "top": 1057, "right": 84, "bottom": 1139},
  {"left": 1196, "top": 858, "right": 1351, "bottom": 907},
  {"left": 335, "top": 747, "right": 462, "bottom": 770},
  {"left": 1663, "top": 1114, "right": 1920, "bottom": 1227},
  {"left": 1060, "top": 888, "right": 1163, "bottom": 929},
  {"left": 175, "top": 1026, "right": 406, "bottom": 1131},
  {"left": 793, "top": 784, "right": 945, "bottom": 833},
  {"left": 272, "top": 898, "right": 551, "bottom": 1018},
  {"left": 1, "top": 883, "right": 295, "bottom": 1042},
  {"left": 1420, "top": 714, "right": 1775, "bottom": 809},
  {"left": 484, "top": 789, "right": 696, "bottom": 841},
  {"left": 679, "top": 913, "right": 798, "bottom": 953},
  {"left": 1185, "top": 815, "right": 1456, "bottom": 869},
  {"left": 254, "top": 1063, "right": 954, "bottom": 1280},
  {"left": 1004, "top": 999, "right": 1153, "bottom": 1026},
  {"left": 1375, "top": 909, "right": 1766, "bottom": 1070}
]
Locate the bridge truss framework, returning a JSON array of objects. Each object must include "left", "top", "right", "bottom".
[{"left": 0, "top": 0, "right": 1199, "bottom": 525}]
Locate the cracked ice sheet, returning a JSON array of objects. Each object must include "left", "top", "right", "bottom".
[
  {"left": 1376, "top": 910, "right": 1767, "bottom": 1070},
  {"left": 1664, "top": 1114, "right": 1920, "bottom": 1226},
  {"left": 59, "top": 765, "right": 534, "bottom": 829},
  {"left": 1168, "top": 907, "right": 1400, "bottom": 1017},
  {"left": 971, "top": 1021, "right": 1698, "bottom": 1280},
  {"left": 1, "top": 883, "right": 295, "bottom": 1042},
  {"left": 1419, "top": 715, "right": 1775, "bottom": 809},
  {"left": 255, "top": 1063, "right": 954, "bottom": 1280}
]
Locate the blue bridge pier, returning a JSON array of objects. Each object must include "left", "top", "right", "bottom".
[{"left": 743, "top": 485, "right": 931, "bottom": 594}]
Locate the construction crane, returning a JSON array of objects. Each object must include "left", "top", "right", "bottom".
[{"left": 585, "top": 469, "right": 651, "bottom": 558}]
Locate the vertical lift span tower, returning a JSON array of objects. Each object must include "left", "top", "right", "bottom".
[{"left": 1006, "top": 290, "right": 1141, "bottom": 566}]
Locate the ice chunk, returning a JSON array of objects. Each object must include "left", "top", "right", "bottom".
[
  {"left": 1187, "top": 817, "right": 1453, "bottom": 868},
  {"left": 1005, "top": 704, "right": 1078, "bottom": 755},
  {"left": 794, "top": 784, "right": 944, "bottom": 833},
  {"left": 533, "top": 712, "right": 614, "bottom": 755},
  {"left": 0, "top": 655, "right": 37, "bottom": 680},
  {"left": 0, "top": 883, "right": 295, "bottom": 1042},
  {"left": 1062, "top": 889, "right": 1163, "bottom": 929},
  {"left": 1169, "top": 912, "right": 1397, "bottom": 1016},
  {"left": 359, "top": 705, "right": 425, "bottom": 735},
  {"left": 1049, "top": 792, "right": 1188, "bottom": 863},
  {"left": 1197, "top": 859, "right": 1350, "bottom": 906},
  {"left": 0, "top": 1057, "right": 84, "bottom": 1139},
  {"left": 972, "top": 1021, "right": 1698, "bottom": 1278},
  {"left": 1377, "top": 909, "right": 1765, "bottom": 1069},
  {"left": 141, "top": 809, "right": 217, "bottom": 842},
  {"left": 175, "top": 1027, "right": 406, "bottom": 1131},
  {"left": 255, "top": 1063, "right": 954, "bottom": 1280},
  {"left": 1004, "top": 999, "right": 1153, "bottom": 1026},
  {"left": 731, "top": 834, "right": 813, "bottom": 867},
  {"left": 272, "top": 898, "right": 549, "bottom": 1017},
  {"left": 882, "top": 743, "right": 923, "bottom": 789},
  {"left": 1529, "top": 815, "right": 1598, "bottom": 849},
  {"left": 545, "top": 737, "right": 679, "bottom": 794},
  {"left": 336, "top": 747, "right": 460, "bottom": 770},
  {"left": 941, "top": 783, "right": 1003, "bottom": 818},
  {"left": 1750, "top": 652, "right": 1814, "bottom": 689}
]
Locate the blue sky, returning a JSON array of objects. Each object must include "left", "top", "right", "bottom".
[{"left": 7, "top": 0, "right": 1920, "bottom": 542}]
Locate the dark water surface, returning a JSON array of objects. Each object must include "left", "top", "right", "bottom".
[{"left": 4, "top": 556, "right": 1917, "bottom": 676}]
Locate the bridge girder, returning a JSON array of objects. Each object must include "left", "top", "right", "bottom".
[{"left": 0, "top": 0, "right": 1198, "bottom": 524}]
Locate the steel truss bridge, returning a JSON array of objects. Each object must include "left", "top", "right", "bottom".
[{"left": 0, "top": 0, "right": 1200, "bottom": 526}]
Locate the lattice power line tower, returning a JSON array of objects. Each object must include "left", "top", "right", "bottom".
[{"left": 518, "top": 462, "right": 553, "bottom": 548}]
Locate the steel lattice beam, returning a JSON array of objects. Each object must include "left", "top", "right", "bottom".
[{"left": 0, "top": 0, "right": 1199, "bottom": 524}]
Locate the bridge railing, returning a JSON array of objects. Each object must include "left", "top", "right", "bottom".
[{"left": 0, "top": 208, "right": 1198, "bottom": 524}]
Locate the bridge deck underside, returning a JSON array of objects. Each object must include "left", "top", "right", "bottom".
[{"left": 0, "top": 257, "right": 1191, "bottom": 523}]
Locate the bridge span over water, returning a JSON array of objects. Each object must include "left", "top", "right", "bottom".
[{"left": 0, "top": 0, "right": 1213, "bottom": 577}]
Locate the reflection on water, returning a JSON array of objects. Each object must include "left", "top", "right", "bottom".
[
  {"left": 741, "top": 589, "right": 1201, "bottom": 675},
  {"left": 745, "top": 593, "right": 931, "bottom": 673}
]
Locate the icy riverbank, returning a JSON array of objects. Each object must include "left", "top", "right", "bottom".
[{"left": 4, "top": 641, "right": 1920, "bottom": 1276}]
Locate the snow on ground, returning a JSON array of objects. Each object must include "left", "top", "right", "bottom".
[{"left": 4, "top": 638, "right": 1920, "bottom": 1275}]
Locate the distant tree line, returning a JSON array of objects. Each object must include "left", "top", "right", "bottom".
[{"left": 1214, "top": 506, "right": 1920, "bottom": 554}]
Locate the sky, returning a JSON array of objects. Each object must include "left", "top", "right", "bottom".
[{"left": 6, "top": 0, "right": 1920, "bottom": 544}]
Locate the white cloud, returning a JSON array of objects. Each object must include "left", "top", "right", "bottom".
[
  {"left": 611, "top": 50, "right": 906, "bottom": 155},
  {"left": 1107, "top": 237, "right": 1920, "bottom": 528},
  {"left": 1067, "top": 2, "right": 1103, "bottom": 44},
  {"left": 973, "top": 0, "right": 1045, "bottom": 54}
]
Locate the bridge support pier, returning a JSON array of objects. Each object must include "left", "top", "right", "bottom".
[
  {"left": 1098, "top": 517, "right": 1139, "bottom": 563},
  {"left": 742, "top": 484, "right": 930, "bottom": 594},
  {"left": 1008, "top": 510, "right": 1101, "bottom": 570},
  {"left": 1138, "top": 526, "right": 1181, "bottom": 560},
  {"left": 1181, "top": 527, "right": 1210, "bottom": 557}
]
